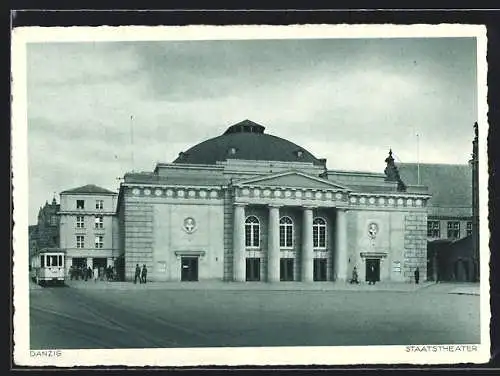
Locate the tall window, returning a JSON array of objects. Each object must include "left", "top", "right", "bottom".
[
  {"left": 447, "top": 221, "right": 460, "bottom": 239},
  {"left": 95, "top": 235, "right": 104, "bottom": 249},
  {"left": 76, "top": 200, "right": 85, "bottom": 209},
  {"left": 76, "top": 216, "right": 85, "bottom": 228},
  {"left": 279, "top": 216, "right": 293, "bottom": 248},
  {"left": 95, "top": 215, "right": 104, "bottom": 229},
  {"left": 466, "top": 221, "right": 473, "bottom": 237},
  {"left": 96, "top": 200, "right": 104, "bottom": 210},
  {"left": 427, "top": 220, "right": 440, "bottom": 238},
  {"left": 76, "top": 235, "right": 85, "bottom": 248},
  {"left": 313, "top": 218, "right": 327, "bottom": 249},
  {"left": 50, "top": 215, "right": 58, "bottom": 226},
  {"left": 245, "top": 216, "right": 260, "bottom": 247}
]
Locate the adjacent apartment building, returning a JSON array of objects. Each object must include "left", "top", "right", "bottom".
[{"left": 58, "top": 184, "right": 120, "bottom": 276}]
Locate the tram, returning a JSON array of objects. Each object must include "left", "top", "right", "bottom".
[{"left": 30, "top": 248, "right": 66, "bottom": 286}]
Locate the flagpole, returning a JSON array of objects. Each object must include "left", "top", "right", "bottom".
[
  {"left": 416, "top": 132, "right": 420, "bottom": 185},
  {"left": 130, "top": 115, "right": 134, "bottom": 172}
]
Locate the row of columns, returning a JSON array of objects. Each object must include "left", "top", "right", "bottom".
[{"left": 233, "top": 203, "right": 348, "bottom": 282}]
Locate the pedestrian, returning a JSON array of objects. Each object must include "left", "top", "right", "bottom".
[
  {"left": 134, "top": 264, "right": 141, "bottom": 284},
  {"left": 93, "top": 267, "right": 99, "bottom": 283},
  {"left": 350, "top": 267, "right": 359, "bottom": 284},
  {"left": 87, "top": 266, "right": 92, "bottom": 281},
  {"left": 414, "top": 267, "right": 420, "bottom": 284},
  {"left": 141, "top": 264, "right": 148, "bottom": 284}
]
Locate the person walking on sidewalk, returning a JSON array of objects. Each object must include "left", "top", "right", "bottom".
[
  {"left": 141, "top": 264, "right": 148, "bottom": 284},
  {"left": 414, "top": 267, "right": 420, "bottom": 284},
  {"left": 93, "top": 267, "right": 99, "bottom": 283},
  {"left": 134, "top": 264, "right": 141, "bottom": 284}
]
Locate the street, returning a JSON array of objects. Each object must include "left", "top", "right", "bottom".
[{"left": 29, "top": 281, "right": 480, "bottom": 349}]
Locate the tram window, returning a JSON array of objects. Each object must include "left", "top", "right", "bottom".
[
  {"left": 41, "top": 256, "right": 45, "bottom": 267},
  {"left": 58, "top": 255, "right": 62, "bottom": 266}
]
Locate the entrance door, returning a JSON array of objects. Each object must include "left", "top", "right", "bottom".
[
  {"left": 365, "top": 259, "right": 380, "bottom": 282},
  {"left": 181, "top": 257, "right": 198, "bottom": 281},
  {"left": 313, "top": 258, "right": 328, "bottom": 281},
  {"left": 280, "top": 258, "right": 294, "bottom": 281},
  {"left": 246, "top": 258, "right": 261, "bottom": 281}
]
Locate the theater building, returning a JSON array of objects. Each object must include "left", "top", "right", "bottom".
[{"left": 117, "top": 120, "right": 432, "bottom": 283}]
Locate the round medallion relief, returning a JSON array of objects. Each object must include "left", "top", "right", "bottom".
[
  {"left": 368, "top": 197, "right": 375, "bottom": 204},
  {"left": 263, "top": 189, "right": 271, "bottom": 197},
  {"left": 284, "top": 190, "right": 292, "bottom": 198},
  {"left": 166, "top": 189, "right": 173, "bottom": 197},
  {"left": 188, "top": 190, "right": 196, "bottom": 198},
  {"left": 350, "top": 197, "right": 357, "bottom": 204},
  {"left": 388, "top": 198, "right": 395, "bottom": 205},
  {"left": 305, "top": 191, "right": 312, "bottom": 198},
  {"left": 199, "top": 190, "right": 207, "bottom": 198},
  {"left": 295, "top": 191, "right": 303, "bottom": 198},
  {"left": 415, "top": 199, "right": 422, "bottom": 207},
  {"left": 406, "top": 198, "right": 413, "bottom": 206},
  {"left": 154, "top": 189, "right": 162, "bottom": 196},
  {"left": 335, "top": 193, "right": 343, "bottom": 200},
  {"left": 274, "top": 190, "right": 282, "bottom": 197},
  {"left": 397, "top": 198, "right": 404, "bottom": 205},
  {"left": 359, "top": 197, "right": 366, "bottom": 204},
  {"left": 253, "top": 188, "right": 261, "bottom": 196},
  {"left": 210, "top": 190, "right": 218, "bottom": 198},
  {"left": 325, "top": 192, "right": 333, "bottom": 199},
  {"left": 242, "top": 188, "right": 250, "bottom": 196},
  {"left": 132, "top": 188, "right": 140, "bottom": 196},
  {"left": 378, "top": 197, "right": 385, "bottom": 205},
  {"left": 177, "top": 190, "right": 185, "bottom": 197},
  {"left": 315, "top": 191, "right": 322, "bottom": 199},
  {"left": 144, "top": 188, "right": 151, "bottom": 196}
]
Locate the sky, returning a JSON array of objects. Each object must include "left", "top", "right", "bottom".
[{"left": 25, "top": 36, "right": 478, "bottom": 225}]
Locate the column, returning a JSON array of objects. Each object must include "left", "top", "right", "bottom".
[
  {"left": 301, "top": 206, "right": 314, "bottom": 282},
  {"left": 267, "top": 205, "right": 280, "bottom": 282},
  {"left": 233, "top": 203, "right": 246, "bottom": 282},
  {"left": 334, "top": 209, "right": 348, "bottom": 281}
]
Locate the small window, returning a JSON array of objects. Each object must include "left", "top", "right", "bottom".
[
  {"left": 466, "top": 222, "right": 473, "bottom": 237},
  {"left": 96, "top": 200, "right": 104, "bottom": 210},
  {"left": 58, "top": 255, "right": 63, "bottom": 266},
  {"left": 95, "top": 215, "right": 104, "bottom": 229},
  {"left": 76, "top": 235, "right": 85, "bottom": 248},
  {"left": 76, "top": 216, "right": 85, "bottom": 228},
  {"left": 76, "top": 200, "right": 85, "bottom": 209},
  {"left": 41, "top": 255, "right": 45, "bottom": 268},
  {"left": 447, "top": 221, "right": 460, "bottom": 239},
  {"left": 427, "top": 220, "right": 440, "bottom": 238},
  {"left": 95, "top": 235, "right": 104, "bottom": 249}
]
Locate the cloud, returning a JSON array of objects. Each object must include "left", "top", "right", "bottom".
[{"left": 24, "top": 37, "right": 479, "bottom": 224}]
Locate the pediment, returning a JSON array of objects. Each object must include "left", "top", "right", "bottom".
[{"left": 234, "top": 170, "right": 351, "bottom": 191}]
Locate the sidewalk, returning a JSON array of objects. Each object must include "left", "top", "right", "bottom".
[{"left": 61, "top": 279, "right": 435, "bottom": 292}]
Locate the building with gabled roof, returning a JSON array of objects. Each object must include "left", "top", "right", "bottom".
[{"left": 58, "top": 184, "right": 120, "bottom": 279}]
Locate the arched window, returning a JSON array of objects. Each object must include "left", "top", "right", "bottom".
[
  {"left": 245, "top": 216, "right": 260, "bottom": 247},
  {"left": 313, "top": 217, "right": 327, "bottom": 249},
  {"left": 279, "top": 216, "right": 294, "bottom": 248}
]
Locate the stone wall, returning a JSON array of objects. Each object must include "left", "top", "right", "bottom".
[
  {"left": 223, "top": 189, "right": 233, "bottom": 281},
  {"left": 403, "top": 212, "right": 428, "bottom": 282},
  {"left": 124, "top": 199, "right": 154, "bottom": 281}
]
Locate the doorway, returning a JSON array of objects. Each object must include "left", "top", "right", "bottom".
[
  {"left": 313, "top": 258, "right": 328, "bottom": 281},
  {"left": 181, "top": 257, "right": 199, "bottom": 281},
  {"left": 365, "top": 258, "right": 380, "bottom": 282},
  {"left": 246, "top": 258, "right": 261, "bottom": 281},
  {"left": 280, "top": 258, "right": 294, "bottom": 281}
]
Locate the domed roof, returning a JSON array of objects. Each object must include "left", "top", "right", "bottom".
[{"left": 173, "top": 120, "right": 324, "bottom": 166}]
